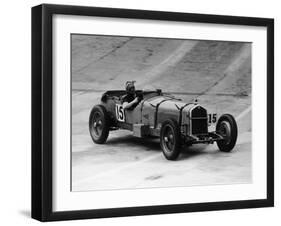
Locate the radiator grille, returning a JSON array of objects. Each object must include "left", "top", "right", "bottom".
[{"left": 191, "top": 106, "right": 208, "bottom": 134}]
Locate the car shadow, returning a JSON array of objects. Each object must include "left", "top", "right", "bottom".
[
  {"left": 106, "top": 135, "right": 161, "bottom": 152},
  {"left": 179, "top": 144, "right": 212, "bottom": 160},
  {"left": 106, "top": 135, "right": 218, "bottom": 160}
]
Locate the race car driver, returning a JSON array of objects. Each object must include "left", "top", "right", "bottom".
[{"left": 122, "top": 81, "right": 141, "bottom": 110}]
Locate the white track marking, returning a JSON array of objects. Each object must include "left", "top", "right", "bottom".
[
  {"left": 73, "top": 106, "right": 251, "bottom": 187},
  {"left": 207, "top": 44, "right": 251, "bottom": 95},
  {"left": 139, "top": 41, "right": 198, "bottom": 86},
  {"left": 225, "top": 44, "right": 251, "bottom": 74},
  {"left": 236, "top": 106, "right": 252, "bottom": 121},
  {"left": 72, "top": 91, "right": 85, "bottom": 97}
]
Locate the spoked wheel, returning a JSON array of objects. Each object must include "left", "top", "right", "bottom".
[
  {"left": 160, "top": 119, "right": 181, "bottom": 160},
  {"left": 89, "top": 105, "right": 110, "bottom": 144},
  {"left": 216, "top": 114, "right": 238, "bottom": 152}
]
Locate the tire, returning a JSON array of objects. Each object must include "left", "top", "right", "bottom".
[
  {"left": 216, "top": 114, "right": 238, "bottom": 152},
  {"left": 160, "top": 119, "right": 181, "bottom": 160},
  {"left": 89, "top": 105, "right": 110, "bottom": 144}
]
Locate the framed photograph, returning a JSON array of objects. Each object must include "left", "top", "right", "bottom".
[{"left": 32, "top": 4, "right": 274, "bottom": 221}]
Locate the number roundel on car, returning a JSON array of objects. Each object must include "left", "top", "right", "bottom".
[
  {"left": 115, "top": 104, "right": 125, "bottom": 122},
  {"left": 208, "top": 113, "right": 217, "bottom": 124}
]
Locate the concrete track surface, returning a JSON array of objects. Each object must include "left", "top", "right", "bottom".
[{"left": 71, "top": 35, "right": 252, "bottom": 192}]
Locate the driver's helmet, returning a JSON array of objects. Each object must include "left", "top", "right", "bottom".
[{"left": 125, "top": 81, "right": 136, "bottom": 94}]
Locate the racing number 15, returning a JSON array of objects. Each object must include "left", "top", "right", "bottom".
[
  {"left": 115, "top": 104, "right": 125, "bottom": 122},
  {"left": 208, "top": 113, "right": 217, "bottom": 124}
]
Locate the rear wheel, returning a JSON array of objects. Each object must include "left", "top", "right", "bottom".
[
  {"left": 160, "top": 119, "right": 181, "bottom": 160},
  {"left": 89, "top": 105, "right": 110, "bottom": 144},
  {"left": 216, "top": 114, "right": 238, "bottom": 152}
]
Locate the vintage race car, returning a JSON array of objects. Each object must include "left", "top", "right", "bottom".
[{"left": 89, "top": 89, "right": 238, "bottom": 160}]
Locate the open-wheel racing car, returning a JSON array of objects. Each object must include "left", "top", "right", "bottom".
[{"left": 89, "top": 89, "right": 238, "bottom": 160}]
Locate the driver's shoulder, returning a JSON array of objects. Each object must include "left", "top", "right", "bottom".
[
  {"left": 121, "top": 94, "right": 134, "bottom": 103},
  {"left": 121, "top": 94, "right": 128, "bottom": 103}
]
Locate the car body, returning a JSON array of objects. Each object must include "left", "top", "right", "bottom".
[{"left": 89, "top": 89, "right": 238, "bottom": 160}]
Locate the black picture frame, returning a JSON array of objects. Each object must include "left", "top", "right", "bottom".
[{"left": 32, "top": 4, "right": 274, "bottom": 222}]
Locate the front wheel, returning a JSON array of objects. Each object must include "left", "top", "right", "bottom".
[
  {"left": 216, "top": 114, "right": 238, "bottom": 152},
  {"left": 160, "top": 119, "right": 181, "bottom": 160},
  {"left": 89, "top": 105, "right": 110, "bottom": 144}
]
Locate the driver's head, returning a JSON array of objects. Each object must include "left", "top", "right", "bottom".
[{"left": 125, "top": 81, "right": 136, "bottom": 95}]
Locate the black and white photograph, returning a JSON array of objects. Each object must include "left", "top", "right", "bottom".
[
  {"left": 30, "top": 3, "right": 274, "bottom": 222},
  {"left": 71, "top": 34, "right": 252, "bottom": 192}
]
